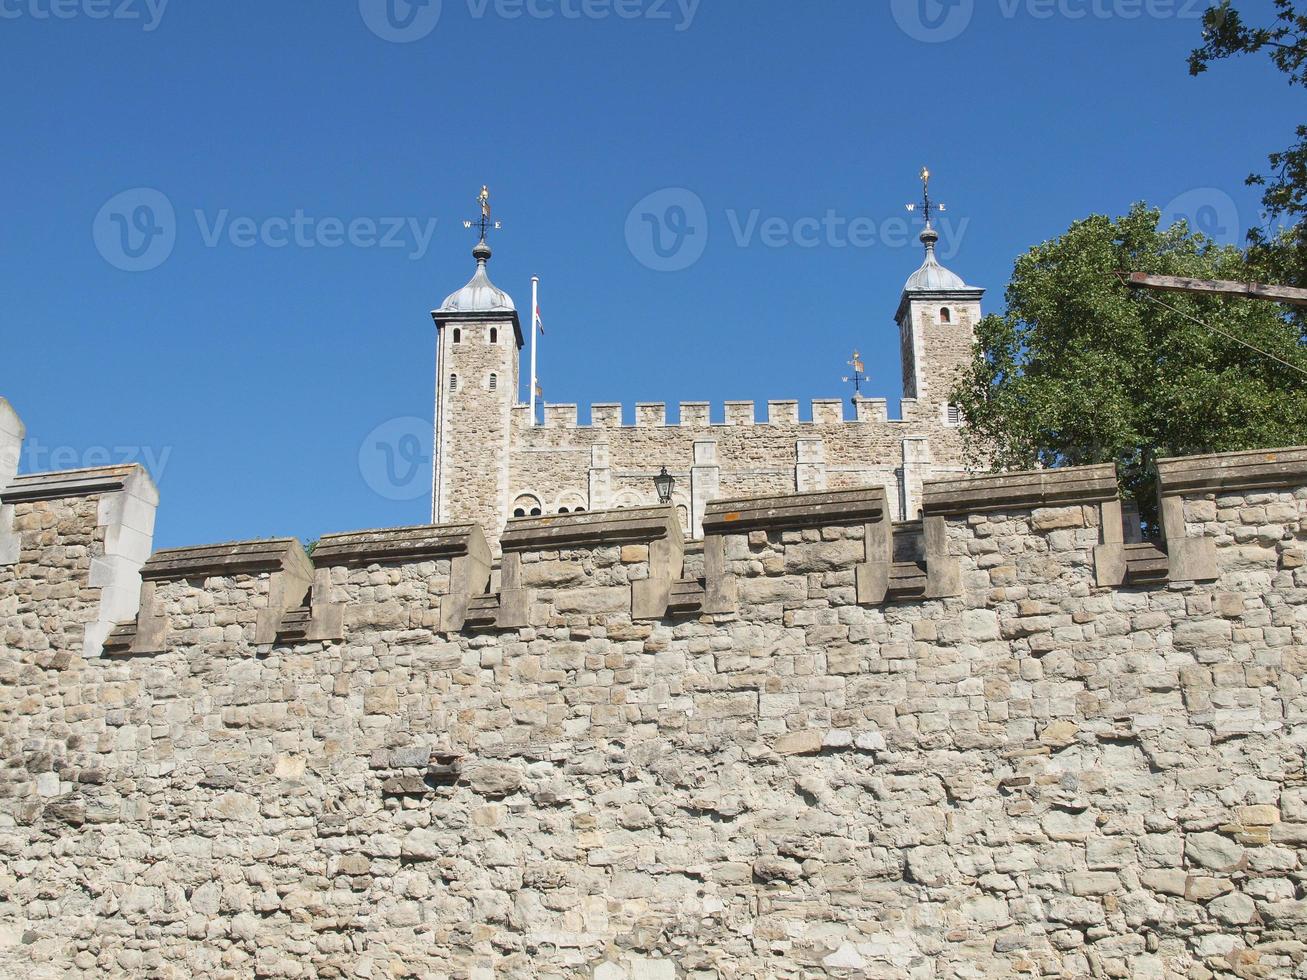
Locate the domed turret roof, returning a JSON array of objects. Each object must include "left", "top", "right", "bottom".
[
  {"left": 903, "top": 226, "right": 970, "bottom": 292},
  {"left": 437, "top": 241, "right": 516, "bottom": 314}
]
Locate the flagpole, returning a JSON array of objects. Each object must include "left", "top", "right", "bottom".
[{"left": 529, "top": 276, "right": 539, "bottom": 426}]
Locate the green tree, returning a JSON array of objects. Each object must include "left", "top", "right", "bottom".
[
  {"left": 1190, "top": 0, "right": 1307, "bottom": 283},
  {"left": 951, "top": 205, "right": 1307, "bottom": 524}
]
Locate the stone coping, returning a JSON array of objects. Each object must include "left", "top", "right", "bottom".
[
  {"left": 142, "top": 538, "right": 308, "bottom": 582},
  {"left": 1, "top": 464, "right": 152, "bottom": 504},
  {"left": 1156, "top": 446, "right": 1307, "bottom": 497},
  {"left": 702, "top": 487, "right": 887, "bottom": 535},
  {"left": 922, "top": 464, "right": 1118, "bottom": 516},
  {"left": 500, "top": 505, "right": 679, "bottom": 552},
  {"left": 313, "top": 523, "right": 489, "bottom": 568}
]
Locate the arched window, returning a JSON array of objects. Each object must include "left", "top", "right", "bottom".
[
  {"left": 489, "top": 327, "right": 499, "bottom": 345},
  {"left": 488, "top": 373, "right": 498, "bottom": 392},
  {"left": 452, "top": 328, "right": 462, "bottom": 344},
  {"left": 512, "top": 493, "right": 542, "bottom": 519},
  {"left": 939, "top": 307, "right": 952, "bottom": 324},
  {"left": 449, "top": 373, "right": 459, "bottom": 392},
  {"left": 557, "top": 492, "right": 587, "bottom": 515}
]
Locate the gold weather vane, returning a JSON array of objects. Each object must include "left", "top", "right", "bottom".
[
  {"left": 464, "top": 185, "right": 504, "bottom": 242},
  {"left": 906, "top": 167, "right": 946, "bottom": 228},
  {"left": 842, "top": 349, "right": 869, "bottom": 405}
]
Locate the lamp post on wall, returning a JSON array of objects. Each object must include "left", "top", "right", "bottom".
[{"left": 653, "top": 466, "right": 675, "bottom": 505}]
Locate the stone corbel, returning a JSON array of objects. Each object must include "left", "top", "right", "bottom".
[
  {"left": 854, "top": 512, "right": 891, "bottom": 605},
  {"left": 497, "top": 551, "right": 532, "bottom": 629},
  {"left": 1159, "top": 494, "right": 1218, "bottom": 584},
  {"left": 1094, "top": 497, "right": 1129, "bottom": 588},
  {"left": 701, "top": 534, "right": 737, "bottom": 615},
  {"left": 923, "top": 515, "right": 962, "bottom": 599},
  {"left": 632, "top": 519, "right": 686, "bottom": 621}
]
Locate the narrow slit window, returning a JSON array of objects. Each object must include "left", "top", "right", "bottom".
[
  {"left": 489, "top": 327, "right": 498, "bottom": 344},
  {"left": 450, "top": 374, "right": 459, "bottom": 392},
  {"left": 489, "top": 373, "right": 498, "bottom": 392},
  {"left": 452, "top": 328, "right": 462, "bottom": 344},
  {"left": 946, "top": 404, "right": 962, "bottom": 426}
]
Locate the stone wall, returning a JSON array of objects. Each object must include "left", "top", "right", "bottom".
[{"left": 2, "top": 401, "right": 1307, "bottom": 979}]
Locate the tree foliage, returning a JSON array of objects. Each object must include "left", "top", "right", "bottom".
[
  {"left": 1191, "top": 0, "right": 1307, "bottom": 282},
  {"left": 951, "top": 205, "right": 1307, "bottom": 523}
]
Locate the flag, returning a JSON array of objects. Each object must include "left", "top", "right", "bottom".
[{"left": 534, "top": 304, "right": 545, "bottom": 337}]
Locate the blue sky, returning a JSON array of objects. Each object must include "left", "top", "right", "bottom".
[{"left": 1, "top": 0, "right": 1297, "bottom": 547}]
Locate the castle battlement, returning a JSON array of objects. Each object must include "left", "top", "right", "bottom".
[
  {"left": 515, "top": 397, "right": 923, "bottom": 430},
  {"left": 4, "top": 392, "right": 1307, "bottom": 977}
]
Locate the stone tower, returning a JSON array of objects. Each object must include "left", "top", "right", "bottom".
[
  {"left": 895, "top": 222, "right": 985, "bottom": 424},
  {"left": 430, "top": 237, "right": 523, "bottom": 536}
]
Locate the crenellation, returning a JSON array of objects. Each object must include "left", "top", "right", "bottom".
[
  {"left": 855, "top": 396, "right": 887, "bottom": 423},
  {"left": 635, "top": 402, "right": 665, "bottom": 427},
  {"left": 679, "top": 401, "right": 710, "bottom": 427},
  {"left": 767, "top": 399, "right": 799, "bottom": 424},
  {"left": 543, "top": 402, "right": 578, "bottom": 428},
  {"left": 723, "top": 400, "right": 755, "bottom": 425},
  {"left": 590, "top": 402, "right": 622, "bottom": 427},
  {"left": 811, "top": 398, "right": 844, "bottom": 425}
]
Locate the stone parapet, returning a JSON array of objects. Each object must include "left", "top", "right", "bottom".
[
  {"left": 308, "top": 524, "right": 491, "bottom": 636},
  {"left": 497, "top": 506, "right": 684, "bottom": 626},
  {"left": 1156, "top": 445, "right": 1307, "bottom": 496},
  {"left": 922, "top": 463, "right": 1120, "bottom": 516},
  {"left": 700, "top": 487, "right": 959, "bottom": 614},
  {"left": 112, "top": 538, "right": 311, "bottom": 655}
]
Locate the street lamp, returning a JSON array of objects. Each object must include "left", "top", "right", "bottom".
[{"left": 653, "top": 466, "right": 675, "bottom": 504}]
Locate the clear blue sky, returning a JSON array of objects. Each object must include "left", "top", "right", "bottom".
[{"left": 1, "top": 0, "right": 1297, "bottom": 547}]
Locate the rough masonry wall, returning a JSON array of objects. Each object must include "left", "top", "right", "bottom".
[{"left": 2, "top": 461, "right": 1306, "bottom": 979}]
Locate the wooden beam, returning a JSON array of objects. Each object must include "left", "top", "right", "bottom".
[{"left": 1126, "top": 272, "right": 1307, "bottom": 308}]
